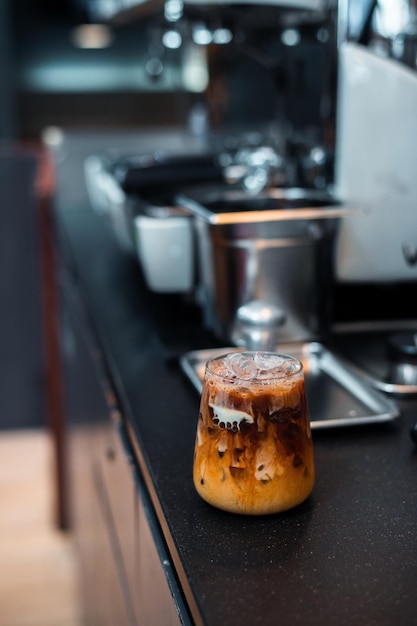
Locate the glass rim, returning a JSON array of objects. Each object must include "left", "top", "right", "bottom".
[{"left": 205, "top": 350, "right": 303, "bottom": 384}]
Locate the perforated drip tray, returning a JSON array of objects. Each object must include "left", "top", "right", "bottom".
[{"left": 179, "top": 342, "right": 400, "bottom": 429}]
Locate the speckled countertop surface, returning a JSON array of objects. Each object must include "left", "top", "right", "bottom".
[{"left": 53, "top": 131, "right": 417, "bottom": 626}]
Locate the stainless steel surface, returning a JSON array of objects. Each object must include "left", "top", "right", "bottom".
[
  {"left": 178, "top": 187, "right": 352, "bottom": 345},
  {"left": 390, "top": 362, "right": 417, "bottom": 387},
  {"left": 331, "top": 320, "right": 417, "bottom": 395},
  {"left": 232, "top": 300, "right": 286, "bottom": 350},
  {"left": 387, "top": 331, "right": 417, "bottom": 386},
  {"left": 179, "top": 342, "right": 400, "bottom": 428},
  {"left": 176, "top": 187, "right": 355, "bottom": 225},
  {"left": 225, "top": 145, "right": 285, "bottom": 193}
]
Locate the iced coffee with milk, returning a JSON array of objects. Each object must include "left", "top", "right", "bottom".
[{"left": 193, "top": 351, "right": 314, "bottom": 515}]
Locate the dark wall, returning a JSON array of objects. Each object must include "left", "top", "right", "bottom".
[
  {"left": 0, "top": 150, "right": 45, "bottom": 429},
  {"left": 0, "top": 1, "right": 16, "bottom": 139},
  {"left": 8, "top": 0, "right": 194, "bottom": 140}
]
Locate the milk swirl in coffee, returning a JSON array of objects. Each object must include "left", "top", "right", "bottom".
[{"left": 193, "top": 351, "right": 315, "bottom": 515}]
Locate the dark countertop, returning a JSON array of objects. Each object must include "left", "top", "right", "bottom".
[{"left": 53, "top": 131, "right": 417, "bottom": 626}]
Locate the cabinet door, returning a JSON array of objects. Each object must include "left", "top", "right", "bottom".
[
  {"left": 71, "top": 429, "right": 134, "bottom": 626},
  {"left": 99, "top": 416, "right": 138, "bottom": 622},
  {"left": 61, "top": 275, "right": 190, "bottom": 625},
  {"left": 100, "top": 413, "right": 190, "bottom": 625},
  {"left": 61, "top": 280, "right": 135, "bottom": 625}
]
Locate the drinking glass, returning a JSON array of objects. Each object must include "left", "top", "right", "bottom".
[{"left": 193, "top": 351, "right": 315, "bottom": 515}]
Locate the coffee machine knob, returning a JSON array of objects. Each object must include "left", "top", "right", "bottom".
[{"left": 232, "top": 300, "right": 286, "bottom": 352}]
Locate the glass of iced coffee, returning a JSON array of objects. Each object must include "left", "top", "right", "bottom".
[{"left": 193, "top": 351, "right": 314, "bottom": 515}]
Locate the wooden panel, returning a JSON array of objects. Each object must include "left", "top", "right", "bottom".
[
  {"left": 62, "top": 285, "right": 135, "bottom": 625},
  {"left": 99, "top": 416, "right": 138, "bottom": 623},
  {"left": 71, "top": 426, "right": 133, "bottom": 626}
]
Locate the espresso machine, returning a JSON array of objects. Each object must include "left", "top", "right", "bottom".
[
  {"left": 84, "top": 0, "right": 417, "bottom": 361},
  {"left": 334, "top": 0, "right": 417, "bottom": 284}
]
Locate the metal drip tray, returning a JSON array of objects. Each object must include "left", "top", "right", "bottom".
[{"left": 179, "top": 342, "right": 400, "bottom": 429}]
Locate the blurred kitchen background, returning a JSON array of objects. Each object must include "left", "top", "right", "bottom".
[
  {"left": 2, "top": 0, "right": 334, "bottom": 140},
  {"left": 2, "top": 0, "right": 417, "bottom": 432},
  {"left": 1, "top": 0, "right": 337, "bottom": 432},
  {"left": 1, "top": 0, "right": 417, "bottom": 623}
]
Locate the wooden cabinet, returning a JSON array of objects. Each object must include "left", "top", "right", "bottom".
[
  {"left": 98, "top": 417, "right": 137, "bottom": 614},
  {"left": 71, "top": 427, "right": 134, "bottom": 626},
  {"left": 100, "top": 418, "right": 188, "bottom": 626},
  {"left": 60, "top": 276, "right": 189, "bottom": 625}
]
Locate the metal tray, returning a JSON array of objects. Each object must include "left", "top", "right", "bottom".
[{"left": 179, "top": 342, "right": 400, "bottom": 429}]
